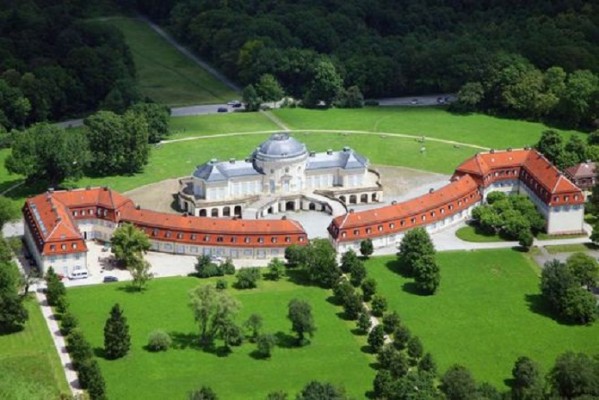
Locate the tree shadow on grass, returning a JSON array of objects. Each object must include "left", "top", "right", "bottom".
[
  {"left": 116, "top": 285, "right": 145, "bottom": 294},
  {"left": 524, "top": 293, "right": 576, "bottom": 326},
  {"left": 326, "top": 295, "right": 342, "bottom": 306},
  {"left": 249, "top": 350, "right": 271, "bottom": 360},
  {"left": 284, "top": 269, "right": 312, "bottom": 287},
  {"left": 0, "top": 325, "right": 24, "bottom": 336},
  {"left": 360, "top": 344, "right": 374, "bottom": 354},
  {"left": 93, "top": 347, "right": 106, "bottom": 359},
  {"left": 385, "top": 258, "right": 412, "bottom": 278},
  {"left": 168, "top": 331, "right": 203, "bottom": 351},
  {"left": 402, "top": 281, "right": 422, "bottom": 295},
  {"left": 274, "top": 331, "right": 299, "bottom": 349}
]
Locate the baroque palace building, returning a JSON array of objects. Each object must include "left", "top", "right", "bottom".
[
  {"left": 23, "top": 147, "right": 584, "bottom": 276},
  {"left": 177, "top": 132, "right": 383, "bottom": 218},
  {"left": 328, "top": 148, "right": 585, "bottom": 252}
]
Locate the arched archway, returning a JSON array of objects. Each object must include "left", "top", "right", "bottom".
[
  {"left": 349, "top": 195, "right": 357, "bottom": 204},
  {"left": 360, "top": 194, "right": 368, "bottom": 203},
  {"left": 223, "top": 206, "right": 231, "bottom": 217},
  {"left": 234, "top": 206, "right": 242, "bottom": 217},
  {"left": 309, "top": 202, "right": 316, "bottom": 210},
  {"left": 199, "top": 209, "right": 207, "bottom": 217},
  {"left": 211, "top": 208, "right": 219, "bottom": 217},
  {"left": 371, "top": 193, "right": 377, "bottom": 202},
  {"left": 339, "top": 196, "right": 346, "bottom": 203},
  {"left": 286, "top": 201, "right": 295, "bottom": 211}
]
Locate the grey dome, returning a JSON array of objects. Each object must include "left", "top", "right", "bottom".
[{"left": 253, "top": 133, "right": 307, "bottom": 161}]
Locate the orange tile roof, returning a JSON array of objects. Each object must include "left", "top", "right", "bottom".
[
  {"left": 24, "top": 187, "right": 307, "bottom": 255},
  {"left": 120, "top": 207, "right": 305, "bottom": 235},
  {"left": 331, "top": 148, "right": 584, "bottom": 241},
  {"left": 332, "top": 174, "right": 478, "bottom": 230}
]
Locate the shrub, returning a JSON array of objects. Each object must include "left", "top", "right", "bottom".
[
  {"left": 361, "top": 278, "right": 377, "bottom": 302},
  {"left": 221, "top": 259, "right": 236, "bottom": 275},
  {"left": 235, "top": 268, "right": 261, "bottom": 289},
  {"left": 147, "top": 330, "right": 172, "bottom": 352},
  {"left": 371, "top": 295, "right": 388, "bottom": 317},
  {"left": 60, "top": 312, "right": 78, "bottom": 336},
  {"left": 215, "top": 279, "right": 227, "bottom": 291}
]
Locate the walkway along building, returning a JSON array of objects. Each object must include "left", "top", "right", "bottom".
[
  {"left": 328, "top": 148, "right": 585, "bottom": 252},
  {"left": 23, "top": 187, "right": 307, "bottom": 276}
]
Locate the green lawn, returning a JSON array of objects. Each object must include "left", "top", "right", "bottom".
[
  {"left": 455, "top": 225, "right": 505, "bottom": 242},
  {"left": 273, "top": 107, "right": 585, "bottom": 150},
  {"left": 366, "top": 249, "right": 599, "bottom": 388},
  {"left": 67, "top": 276, "right": 375, "bottom": 400},
  {"left": 0, "top": 297, "right": 70, "bottom": 397},
  {"left": 544, "top": 243, "right": 595, "bottom": 254},
  {"left": 72, "top": 132, "right": 475, "bottom": 194},
  {"left": 102, "top": 17, "right": 237, "bottom": 106},
  {"left": 168, "top": 113, "right": 279, "bottom": 139}
]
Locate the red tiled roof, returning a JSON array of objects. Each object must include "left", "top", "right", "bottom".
[
  {"left": 120, "top": 207, "right": 305, "bottom": 235},
  {"left": 24, "top": 187, "right": 307, "bottom": 255},
  {"left": 332, "top": 175, "right": 478, "bottom": 230},
  {"left": 331, "top": 148, "right": 584, "bottom": 241}
]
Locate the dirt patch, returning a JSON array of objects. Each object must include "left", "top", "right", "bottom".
[
  {"left": 373, "top": 165, "right": 450, "bottom": 200},
  {"left": 124, "top": 178, "right": 181, "bottom": 214},
  {"left": 123, "top": 166, "right": 450, "bottom": 214}
]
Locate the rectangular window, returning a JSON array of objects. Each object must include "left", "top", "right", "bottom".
[{"left": 217, "top": 237, "right": 223, "bottom": 243}]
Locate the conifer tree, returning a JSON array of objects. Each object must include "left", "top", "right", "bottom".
[{"left": 103, "top": 303, "right": 131, "bottom": 359}]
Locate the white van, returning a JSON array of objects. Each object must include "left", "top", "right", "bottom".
[{"left": 69, "top": 269, "right": 89, "bottom": 280}]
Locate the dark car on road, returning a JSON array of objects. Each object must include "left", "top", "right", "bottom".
[
  {"left": 217, "top": 107, "right": 228, "bottom": 112},
  {"left": 103, "top": 276, "right": 118, "bottom": 283}
]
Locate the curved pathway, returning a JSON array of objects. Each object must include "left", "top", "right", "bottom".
[{"left": 160, "top": 129, "right": 490, "bottom": 151}]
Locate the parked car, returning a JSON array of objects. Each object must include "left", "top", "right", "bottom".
[
  {"left": 103, "top": 276, "right": 118, "bottom": 283},
  {"left": 227, "top": 100, "right": 241, "bottom": 106},
  {"left": 69, "top": 269, "right": 89, "bottom": 280},
  {"left": 217, "top": 107, "right": 228, "bottom": 113}
]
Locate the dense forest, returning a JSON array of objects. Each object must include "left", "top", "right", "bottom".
[
  {"left": 132, "top": 0, "right": 599, "bottom": 129},
  {"left": 0, "top": 0, "right": 137, "bottom": 130}
]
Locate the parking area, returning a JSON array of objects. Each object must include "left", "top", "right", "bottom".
[{"left": 62, "top": 241, "right": 271, "bottom": 288}]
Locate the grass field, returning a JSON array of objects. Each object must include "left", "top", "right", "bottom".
[
  {"left": 67, "top": 276, "right": 375, "bottom": 399},
  {"left": 273, "top": 107, "right": 585, "bottom": 150},
  {"left": 169, "top": 113, "right": 279, "bottom": 139},
  {"left": 0, "top": 297, "right": 70, "bottom": 397},
  {"left": 70, "top": 132, "right": 476, "bottom": 194},
  {"left": 455, "top": 225, "right": 505, "bottom": 242},
  {"left": 366, "top": 249, "right": 599, "bottom": 388},
  {"left": 544, "top": 243, "right": 596, "bottom": 254},
  {"left": 102, "top": 17, "right": 237, "bottom": 106}
]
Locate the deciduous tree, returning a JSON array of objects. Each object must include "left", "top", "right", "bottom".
[
  {"left": 440, "top": 364, "right": 477, "bottom": 400},
  {"left": 287, "top": 298, "right": 315, "bottom": 345},
  {"left": 398, "top": 228, "right": 435, "bottom": 276},
  {"left": 189, "top": 285, "right": 241, "bottom": 346},
  {"left": 359, "top": 239, "right": 373, "bottom": 258}
]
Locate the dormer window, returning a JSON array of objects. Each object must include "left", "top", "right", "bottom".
[
  {"left": 177, "top": 233, "right": 183, "bottom": 239},
  {"left": 204, "top": 235, "right": 210, "bottom": 242},
  {"left": 285, "top": 237, "right": 291, "bottom": 243},
  {"left": 378, "top": 225, "right": 383, "bottom": 231},
  {"left": 61, "top": 244, "right": 67, "bottom": 250},
  {"left": 353, "top": 229, "right": 359, "bottom": 235}
]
